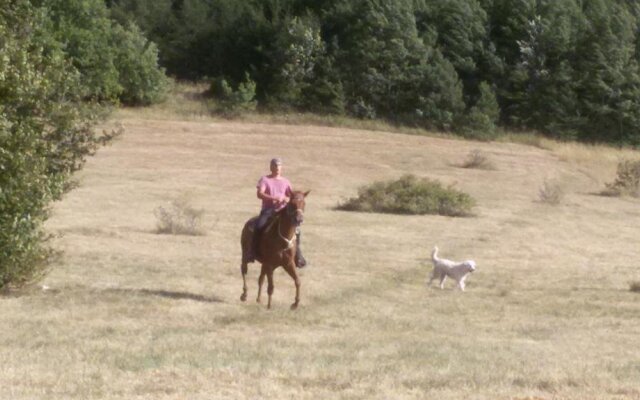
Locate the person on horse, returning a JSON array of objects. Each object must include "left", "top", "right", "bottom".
[{"left": 250, "top": 157, "right": 307, "bottom": 268}]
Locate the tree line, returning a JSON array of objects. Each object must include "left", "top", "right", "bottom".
[{"left": 108, "top": 0, "right": 640, "bottom": 145}]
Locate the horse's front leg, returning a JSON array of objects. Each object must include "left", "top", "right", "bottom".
[
  {"left": 257, "top": 264, "right": 266, "bottom": 303},
  {"left": 283, "top": 261, "right": 300, "bottom": 310},
  {"left": 266, "top": 269, "right": 275, "bottom": 309},
  {"left": 240, "top": 261, "right": 248, "bottom": 302}
]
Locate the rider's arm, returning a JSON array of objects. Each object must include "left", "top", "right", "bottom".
[{"left": 257, "top": 187, "right": 289, "bottom": 204}]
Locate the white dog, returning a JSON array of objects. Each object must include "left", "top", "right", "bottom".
[{"left": 428, "top": 246, "right": 476, "bottom": 291}]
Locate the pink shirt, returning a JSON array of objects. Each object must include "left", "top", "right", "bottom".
[{"left": 257, "top": 175, "right": 292, "bottom": 211}]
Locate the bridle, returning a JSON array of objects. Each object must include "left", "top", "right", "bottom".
[{"left": 277, "top": 200, "right": 304, "bottom": 248}]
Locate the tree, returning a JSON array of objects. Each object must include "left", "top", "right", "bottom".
[
  {"left": 323, "top": 0, "right": 465, "bottom": 128},
  {"left": 510, "top": 1, "right": 585, "bottom": 139},
  {"left": 1, "top": 0, "right": 110, "bottom": 288},
  {"left": 572, "top": 0, "right": 640, "bottom": 144}
]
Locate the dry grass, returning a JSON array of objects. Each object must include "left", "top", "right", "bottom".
[{"left": 1, "top": 90, "right": 640, "bottom": 399}]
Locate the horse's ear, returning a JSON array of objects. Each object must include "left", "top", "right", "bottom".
[{"left": 303, "top": 190, "right": 311, "bottom": 197}]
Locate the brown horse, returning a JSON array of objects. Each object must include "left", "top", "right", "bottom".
[{"left": 240, "top": 190, "right": 310, "bottom": 309}]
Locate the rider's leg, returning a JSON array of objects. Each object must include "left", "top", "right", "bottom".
[{"left": 251, "top": 208, "right": 273, "bottom": 261}]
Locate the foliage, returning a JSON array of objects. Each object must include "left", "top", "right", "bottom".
[
  {"left": 209, "top": 73, "right": 257, "bottom": 115},
  {"left": 264, "top": 16, "right": 326, "bottom": 108},
  {"left": 37, "top": 0, "right": 122, "bottom": 102},
  {"left": 111, "top": 23, "right": 169, "bottom": 105},
  {"left": 102, "top": 1, "right": 640, "bottom": 143},
  {"left": 38, "top": 0, "right": 168, "bottom": 105},
  {"left": 602, "top": 159, "right": 640, "bottom": 197},
  {"left": 455, "top": 81, "right": 500, "bottom": 140},
  {"left": 337, "top": 174, "right": 475, "bottom": 217},
  {"left": 0, "top": 0, "right": 110, "bottom": 288}
]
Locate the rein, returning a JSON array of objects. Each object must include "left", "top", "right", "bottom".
[
  {"left": 277, "top": 218, "right": 296, "bottom": 249},
  {"left": 276, "top": 203, "right": 302, "bottom": 249}
]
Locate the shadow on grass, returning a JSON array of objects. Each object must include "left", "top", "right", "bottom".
[
  {"left": 105, "top": 287, "right": 224, "bottom": 303},
  {"left": 1, "top": 284, "right": 224, "bottom": 303}
]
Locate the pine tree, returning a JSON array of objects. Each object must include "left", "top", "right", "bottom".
[{"left": 574, "top": 0, "right": 640, "bottom": 144}]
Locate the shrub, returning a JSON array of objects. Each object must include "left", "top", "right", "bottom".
[
  {"left": 154, "top": 197, "right": 205, "bottom": 236},
  {"left": 112, "top": 23, "right": 169, "bottom": 106},
  {"left": 455, "top": 82, "right": 501, "bottom": 141},
  {"left": 336, "top": 175, "right": 475, "bottom": 217},
  {"left": 209, "top": 73, "right": 257, "bottom": 116},
  {"left": 43, "top": 0, "right": 123, "bottom": 102},
  {"left": 538, "top": 179, "right": 565, "bottom": 205},
  {"left": 1, "top": 1, "right": 110, "bottom": 289},
  {"left": 602, "top": 159, "right": 640, "bottom": 197},
  {"left": 630, "top": 281, "right": 640, "bottom": 293},
  {"left": 460, "top": 149, "right": 494, "bottom": 170}
]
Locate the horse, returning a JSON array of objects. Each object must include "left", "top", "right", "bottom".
[{"left": 240, "top": 190, "right": 310, "bottom": 309}]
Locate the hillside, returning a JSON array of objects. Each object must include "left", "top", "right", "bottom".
[{"left": 1, "top": 109, "right": 639, "bottom": 399}]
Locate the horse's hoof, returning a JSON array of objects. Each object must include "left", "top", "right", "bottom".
[
  {"left": 256, "top": 298, "right": 261, "bottom": 304},
  {"left": 240, "top": 293, "right": 247, "bottom": 302},
  {"left": 290, "top": 303, "right": 298, "bottom": 310}
]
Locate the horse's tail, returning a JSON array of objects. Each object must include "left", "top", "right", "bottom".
[{"left": 240, "top": 217, "right": 257, "bottom": 272}]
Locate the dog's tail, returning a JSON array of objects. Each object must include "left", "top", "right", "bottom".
[{"left": 431, "top": 245, "right": 439, "bottom": 262}]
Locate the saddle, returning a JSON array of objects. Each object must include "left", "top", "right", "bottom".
[{"left": 246, "top": 213, "right": 281, "bottom": 261}]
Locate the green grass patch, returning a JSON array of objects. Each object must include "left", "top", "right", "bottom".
[{"left": 336, "top": 175, "right": 475, "bottom": 217}]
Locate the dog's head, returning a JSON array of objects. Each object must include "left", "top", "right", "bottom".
[{"left": 463, "top": 260, "right": 476, "bottom": 272}]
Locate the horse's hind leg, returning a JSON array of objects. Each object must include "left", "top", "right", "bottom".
[
  {"left": 257, "top": 264, "right": 266, "bottom": 304},
  {"left": 283, "top": 263, "right": 300, "bottom": 310},
  {"left": 240, "top": 261, "right": 248, "bottom": 302}
]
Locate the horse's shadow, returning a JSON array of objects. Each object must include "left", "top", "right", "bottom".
[{"left": 104, "top": 287, "right": 224, "bottom": 303}]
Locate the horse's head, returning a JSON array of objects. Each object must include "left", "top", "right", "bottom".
[{"left": 285, "top": 190, "right": 310, "bottom": 226}]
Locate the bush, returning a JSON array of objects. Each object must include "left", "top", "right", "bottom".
[
  {"left": 460, "top": 149, "right": 494, "bottom": 170},
  {"left": 43, "top": 0, "right": 122, "bottom": 102},
  {"left": 455, "top": 82, "right": 501, "bottom": 141},
  {"left": 630, "top": 281, "right": 640, "bottom": 293},
  {"left": 602, "top": 159, "right": 640, "bottom": 197},
  {"left": 154, "top": 197, "right": 205, "bottom": 236},
  {"left": 337, "top": 175, "right": 475, "bottom": 217},
  {"left": 1, "top": 1, "right": 109, "bottom": 289},
  {"left": 209, "top": 73, "right": 257, "bottom": 116},
  {"left": 112, "top": 23, "right": 169, "bottom": 106},
  {"left": 538, "top": 179, "right": 565, "bottom": 205}
]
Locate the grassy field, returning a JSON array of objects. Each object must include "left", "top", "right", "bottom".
[{"left": 1, "top": 91, "right": 640, "bottom": 399}]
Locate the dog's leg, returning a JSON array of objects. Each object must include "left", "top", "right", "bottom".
[
  {"left": 458, "top": 275, "right": 469, "bottom": 291},
  {"left": 439, "top": 274, "right": 447, "bottom": 289},
  {"left": 428, "top": 270, "right": 436, "bottom": 286}
]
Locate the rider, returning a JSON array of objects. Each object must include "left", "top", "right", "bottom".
[{"left": 251, "top": 157, "right": 306, "bottom": 268}]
